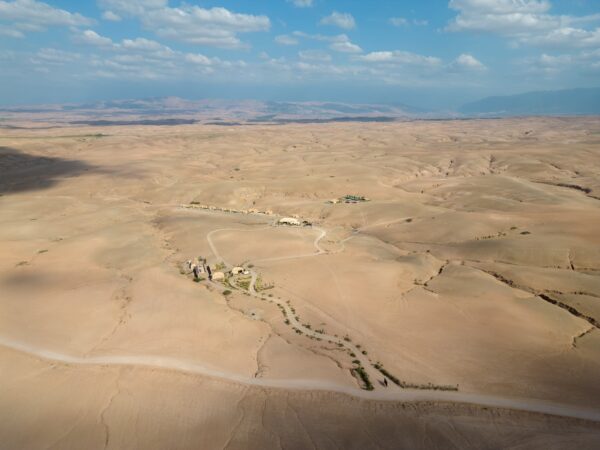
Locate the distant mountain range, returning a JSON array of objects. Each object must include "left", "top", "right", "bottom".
[
  {"left": 0, "top": 98, "right": 428, "bottom": 126},
  {"left": 459, "top": 88, "right": 600, "bottom": 116},
  {"left": 1, "top": 89, "right": 599, "bottom": 128}
]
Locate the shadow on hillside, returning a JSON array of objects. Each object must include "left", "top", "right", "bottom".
[{"left": 0, "top": 147, "right": 101, "bottom": 195}]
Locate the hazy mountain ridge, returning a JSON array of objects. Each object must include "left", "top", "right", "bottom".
[
  {"left": 0, "top": 98, "right": 427, "bottom": 127},
  {"left": 2, "top": 90, "right": 599, "bottom": 128},
  {"left": 460, "top": 88, "right": 600, "bottom": 116},
  {"left": 0, "top": 98, "right": 417, "bottom": 119}
]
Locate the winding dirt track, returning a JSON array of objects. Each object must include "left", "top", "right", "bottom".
[
  {"left": 206, "top": 225, "right": 379, "bottom": 383},
  {"left": 201, "top": 223, "right": 600, "bottom": 422},
  {"left": 2, "top": 336, "right": 600, "bottom": 422},
  {"left": 4, "top": 218, "right": 599, "bottom": 423}
]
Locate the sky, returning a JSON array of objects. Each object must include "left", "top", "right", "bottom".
[{"left": 0, "top": 0, "right": 599, "bottom": 108}]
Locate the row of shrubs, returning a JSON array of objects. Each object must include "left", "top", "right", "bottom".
[
  {"left": 352, "top": 365, "right": 374, "bottom": 391},
  {"left": 373, "top": 363, "right": 458, "bottom": 391}
]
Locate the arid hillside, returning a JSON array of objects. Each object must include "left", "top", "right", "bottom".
[{"left": 1, "top": 118, "right": 600, "bottom": 449}]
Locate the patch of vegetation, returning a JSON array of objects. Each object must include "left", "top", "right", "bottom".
[
  {"left": 521, "top": 231, "right": 531, "bottom": 235},
  {"left": 222, "top": 289, "right": 232, "bottom": 296},
  {"left": 352, "top": 366, "right": 374, "bottom": 391},
  {"left": 190, "top": 201, "right": 200, "bottom": 205},
  {"left": 15, "top": 261, "right": 29, "bottom": 267},
  {"left": 373, "top": 363, "right": 458, "bottom": 391},
  {"left": 236, "top": 278, "right": 251, "bottom": 290},
  {"left": 215, "top": 262, "right": 226, "bottom": 271},
  {"left": 255, "top": 276, "right": 274, "bottom": 291},
  {"left": 374, "top": 365, "right": 401, "bottom": 386},
  {"left": 193, "top": 277, "right": 205, "bottom": 283},
  {"left": 37, "top": 249, "right": 48, "bottom": 254},
  {"left": 342, "top": 195, "right": 369, "bottom": 203}
]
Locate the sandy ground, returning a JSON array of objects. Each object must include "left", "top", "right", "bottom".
[{"left": 1, "top": 117, "right": 600, "bottom": 448}]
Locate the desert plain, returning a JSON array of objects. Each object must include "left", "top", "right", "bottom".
[{"left": 1, "top": 117, "right": 600, "bottom": 449}]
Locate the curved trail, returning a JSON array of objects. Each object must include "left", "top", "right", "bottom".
[
  {"left": 207, "top": 225, "right": 389, "bottom": 389},
  {"left": 6, "top": 218, "right": 598, "bottom": 423},
  {"left": 202, "top": 225, "right": 600, "bottom": 422},
  {"left": 1, "top": 336, "right": 600, "bottom": 422},
  {"left": 253, "top": 227, "right": 327, "bottom": 263},
  {"left": 207, "top": 225, "right": 327, "bottom": 265}
]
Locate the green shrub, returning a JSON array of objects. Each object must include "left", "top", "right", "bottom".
[{"left": 352, "top": 366, "right": 374, "bottom": 391}]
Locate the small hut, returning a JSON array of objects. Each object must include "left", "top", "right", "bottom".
[
  {"left": 212, "top": 271, "right": 225, "bottom": 281},
  {"left": 278, "top": 217, "right": 301, "bottom": 226}
]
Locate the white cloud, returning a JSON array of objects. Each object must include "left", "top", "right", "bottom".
[
  {"left": 288, "top": 0, "right": 313, "bottom": 7},
  {"left": 320, "top": 11, "right": 356, "bottom": 30},
  {"left": 97, "top": 2, "right": 270, "bottom": 48},
  {"left": 32, "top": 47, "right": 80, "bottom": 64},
  {"left": 122, "top": 37, "right": 166, "bottom": 52},
  {"left": 97, "top": 0, "right": 167, "bottom": 17},
  {"left": 523, "top": 27, "right": 600, "bottom": 48},
  {"left": 525, "top": 49, "right": 600, "bottom": 75},
  {"left": 299, "top": 49, "right": 331, "bottom": 62},
  {"left": 330, "top": 39, "right": 362, "bottom": 53},
  {"left": 68, "top": 28, "right": 245, "bottom": 80},
  {"left": 184, "top": 53, "right": 213, "bottom": 66},
  {"left": 292, "top": 31, "right": 362, "bottom": 53},
  {"left": 453, "top": 53, "right": 486, "bottom": 70},
  {"left": 359, "top": 50, "right": 442, "bottom": 67},
  {"left": 390, "top": 17, "right": 428, "bottom": 27},
  {"left": 0, "top": 0, "right": 93, "bottom": 36},
  {"left": 143, "top": 6, "right": 270, "bottom": 48},
  {"left": 447, "top": 0, "right": 600, "bottom": 49},
  {"left": 275, "top": 34, "right": 299, "bottom": 45},
  {"left": 0, "top": 25, "right": 24, "bottom": 37},
  {"left": 390, "top": 17, "right": 408, "bottom": 27},
  {"left": 102, "top": 10, "right": 121, "bottom": 22},
  {"left": 76, "top": 29, "right": 115, "bottom": 47}
]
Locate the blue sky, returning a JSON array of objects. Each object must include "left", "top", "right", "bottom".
[{"left": 0, "top": 0, "right": 599, "bottom": 108}]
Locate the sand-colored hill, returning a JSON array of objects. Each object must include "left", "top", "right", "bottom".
[{"left": 1, "top": 117, "right": 600, "bottom": 448}]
